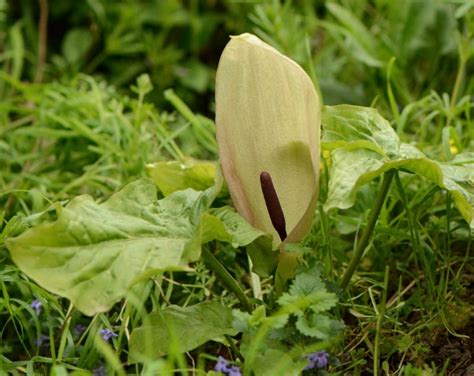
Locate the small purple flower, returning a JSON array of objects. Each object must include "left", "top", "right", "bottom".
[
  {"left": 214, "top": 356, "right": 230, "bottom": 373},
  {"left": 31, "top": 298, "right": 42, "bottom": 316},
  {"left": 214, "top": 356, "right": 242, "bottom": 376},
  {"left": 305, "top": 350, "right": 329, "bottom": 369},
  {"left": 99, "top": 328, "right": 118, "bottom": 342},
  {"left": 34, "top": 334, "right": 49, "bottom": 347},
  {"left": 227, "top": 365, "right": 242, "bottom": 376},
  {"left": 74, "top": 324, "right": 86, "bottom": 335},
  {"left": 93, "top": 366, "right": 106, "bottom": 376}
]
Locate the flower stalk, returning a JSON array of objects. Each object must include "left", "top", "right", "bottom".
[{"left": 202, "top": 247, "right": 253, "bottom": 313}]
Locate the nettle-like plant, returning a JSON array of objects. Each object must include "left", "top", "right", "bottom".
[{"left": 5, "top": 33, "right": 474, "bottom": 374}]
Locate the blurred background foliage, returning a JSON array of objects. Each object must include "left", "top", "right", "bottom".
[
  {"left": 1, "top": 0, "right": 473, "bottom": 220},
  {"left": 2, "top": 0, "right": 473, "bottom": 108}
]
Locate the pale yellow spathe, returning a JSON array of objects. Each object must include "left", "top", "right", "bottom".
[{"left": 216, "top": 33, "right": 321, "bottom": 247}]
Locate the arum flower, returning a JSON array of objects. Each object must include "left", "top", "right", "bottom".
[{"left": 215, "top": 33, "right": 320, "bottom": 249}]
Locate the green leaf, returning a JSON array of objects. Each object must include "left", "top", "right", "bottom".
[
  {"left": 288, "top": 267, "right": 324, "bottom": 297},
  {"left": 205, "top": 206, "right": 271, "bottom": 247},
  {"left": 50, "top": 365, "right": 68, "bottom": 376},
  {"left": 278, "top": 291, "right": 338, "bottom": 315},
  {"left": 322, "top": 104, "right": 399, "bottom": 156},
  {"left": 146, "top": 160, "right": 217, "bottom": 196},
  {"left": 322, "top": 105, "right": 474, "bottom": 228},
  {"left": 204, "top": 207, "right": 277, "bottom": 276},
  {"left": 232, "top": 306, "right": 289, "bottom": 332},
  {"left": 62, "top": 28, "right": 93, "bottom": 64},
  {"left": 250, "top": 349, "right": 303, "bottom": 376},
  {"left": 246, "top": 236, "right": 278, "bottom": 277},
  {"left": 129, "top": 301, "right": 237, "bottom": 362},
  {"left": 295, "top": 313, "right": 343, "bottom": 340},
  {"left": 6, "top": 179, "right": 198, "bottom": 315},
  {"left": 277, "top": 266, "right": 338, "bottom": 317},
  {"left": 6, "top": 178, "right": 272, "bottom": 315}
]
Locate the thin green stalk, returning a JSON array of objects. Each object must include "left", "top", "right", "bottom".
[
  {"left": 395, "top": 172, "right": 435, "bottom": 297},
  {"left": 450, "top": 43, "right": 467, "bottom": 110},
  {"left": 201, "top": 247, "right": 253, "bottom": 313},
  {"left": 387, "top": 57, "right": 400, "bottom": 125},
  {"left": 93, "top": 334, "right": 126, "bottom": 376},
  {"left": 374, "top": 265, "right": 389, "bottom": 376},
  {"left": 225, "top": 334, "right": 244, "bottom": 362},
  {"left": 46, "top": 304, "right": 57, "bottom": 366},
  {"left": 446, "top": 36, "right": 468, "bottom": 129},
  {"left": 57, "top": 303, "right": 74, "bottom": 363},
  {"left": 340, "top": 170, "right": 395, "bottom": 289},
  {"left": 164, "top": 88, "right": 217, "bottom": 153},
  {"left": 304, "top": 34, "right": 322, "bottom": 104}
]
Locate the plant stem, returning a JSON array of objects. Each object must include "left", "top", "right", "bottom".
[
  {"left": 225, "top": 334, "right": 244, "bottom": 362},
  {"left": 340, "top": 170, "right": 395, "bottom": 289},
  {"left": 201, "top": 247, "right": 253, "bottom": 313},
  {"left": 373, "top": 265, "right": 389, "bottom": 376},
  {"left": 57, "top": 303, "right": 74, "bottom": 363}
]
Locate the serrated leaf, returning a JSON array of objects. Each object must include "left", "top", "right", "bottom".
[
  {"left": 278, "top": 291, "right": 338, "bottom": 315},
  {"left": 266, "top": 313, "right": 290, "bottom": 329},
  {"left": 232, "top": 310, "right": 252, "bottom": 332},
  {"left": 288, "top": 267, "right": 324, "bottom": 297},
  {"left": 129, "top": 302, "right": 236, "bottom": 362},
  {"left": 322, "top": 105, "right": 474, "bottom": 228},
  {"left": 295, "top": 313, "right": 341, "bottom": 340}
]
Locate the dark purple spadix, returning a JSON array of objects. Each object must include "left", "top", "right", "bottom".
[{"left": 260, "top": 171, "right": 287, "bottom": 241}]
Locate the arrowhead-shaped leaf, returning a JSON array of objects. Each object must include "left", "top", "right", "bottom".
[{"left": 6, "top": 179, "right": 271, "bottom": 315}]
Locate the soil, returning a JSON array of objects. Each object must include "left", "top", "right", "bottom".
[
  {"left": 429, "top": 316, "right": 474, "bottom": 375},
  {"left": 428, "top": 273, "right": 474, "bottom": 376}
]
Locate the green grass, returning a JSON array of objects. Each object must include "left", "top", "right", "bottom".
[{"left": 1, "top": 1, "right": 474, "bottom": 375}]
